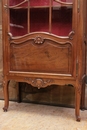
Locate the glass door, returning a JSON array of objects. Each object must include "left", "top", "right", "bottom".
[
  {"left": 7, "top": 0, "right": 74, "bottom": 75},
  {"left": 8, "top": 0, "right": 73, "bottom": 37}
]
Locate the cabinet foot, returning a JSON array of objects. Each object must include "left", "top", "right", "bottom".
[
  {"left": 76, "top": 116, "right": 81, "bottom": 122},
  {"left": 80, "top": 107, "right": 85, "bottom": 111},
  {"left": 3, "top": 107, "right": 8, "bottom": 112}
]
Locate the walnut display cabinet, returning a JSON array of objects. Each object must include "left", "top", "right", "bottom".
[{"left": 2, "top": 0, "right": 87, "bottom": 121}]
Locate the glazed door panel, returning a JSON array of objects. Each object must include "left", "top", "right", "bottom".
[{"left": 8, "top": 0, "right": 73, "bottom": 37}]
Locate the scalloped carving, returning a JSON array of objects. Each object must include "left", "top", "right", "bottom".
[
  {"left": 9, "top": 0, "right": 28, "bottom": 8},
  {"left": 55, "top": 0, "right": 72, "bottom": 5},
  {"left": 25, "top": 78, "right": 53, "bottom": 89},
  {"left": 68, "top": 31, "right": 75, "bottom": 40}
]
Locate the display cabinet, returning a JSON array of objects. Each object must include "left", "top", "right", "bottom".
[{"left": 2, "top": 0, "right": 87, "bottom": 121}]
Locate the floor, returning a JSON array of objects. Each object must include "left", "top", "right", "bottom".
[{"left": 0, "top": 100, "right": 87, "bottom": 130}]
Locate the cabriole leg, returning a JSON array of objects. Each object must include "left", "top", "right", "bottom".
[
  {"left": 80, "top": 80, "right": 85, "bottom": 110},
  {"left": 75, "top": 82, "right": 81, "bottom": 121},
  {"left": 3, "top": 80, "right": 9, "bottom": 112}
]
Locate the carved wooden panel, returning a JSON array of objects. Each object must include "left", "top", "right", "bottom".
[{"left": 10, "top": 38, "right": 73, "bottom": 74}]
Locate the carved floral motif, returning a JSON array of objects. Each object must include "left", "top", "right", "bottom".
[
  {"left": 34, "top": 36, "right": 44, "bottom": 45},
  {"left": 25, "top": 78, "right": 52, "bottom": 89}
]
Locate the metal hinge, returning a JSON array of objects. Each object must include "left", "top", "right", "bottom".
[
  {"left": 76, "top": 59, "right": 78, "bottom": 76},
  {"left": 78, "top": 0, "right": 80, "bottom": 12}
]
